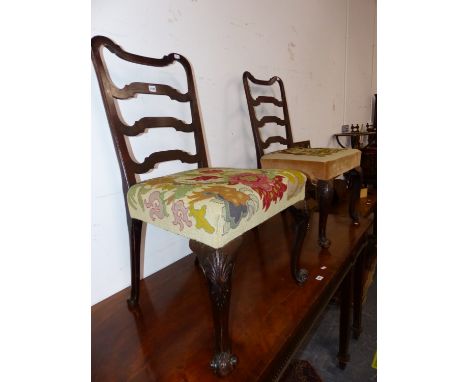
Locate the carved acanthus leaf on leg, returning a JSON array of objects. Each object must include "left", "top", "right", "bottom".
[{"left": 190, "top": 237, "right": 242, "bottom": 377}]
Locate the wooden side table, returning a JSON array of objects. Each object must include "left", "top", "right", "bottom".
[{"left": 334, "top": 131, "right": 376, "bottom": 150}]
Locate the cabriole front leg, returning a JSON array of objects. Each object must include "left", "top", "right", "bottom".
[
  {"left": 288, "top": 201, "right": 310, "bottom": 284},
  {"left": 348, "top": 166, "right": 363, "bottom": 225},
  {"left": 190, "top": 236, "right": 243, "bottom": 377},
  {"left": 317, "top": 179, "right": 334, "bottom": 248}
]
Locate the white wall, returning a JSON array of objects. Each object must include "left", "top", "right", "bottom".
[{"left": 91, "top": 0, "right": 376, "bottom": 304}]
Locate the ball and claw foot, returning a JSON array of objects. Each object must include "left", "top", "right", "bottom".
[
  {"left": 210, "top": 352, "right": 238, "bottom": 377},
  {"left": 294, "top": 268, "right": 309, "bottom": 285}
]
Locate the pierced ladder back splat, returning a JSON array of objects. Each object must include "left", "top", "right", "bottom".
[
  {"left": 243, "top": 72, "right": 294, "bottom": 167},
  {"left": 91, "top": 36, "right": 208, "bottom": 193}
]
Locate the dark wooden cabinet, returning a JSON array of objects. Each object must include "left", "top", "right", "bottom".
[{"left": 362, "top": 94, "right": 377, "bottom": 187}]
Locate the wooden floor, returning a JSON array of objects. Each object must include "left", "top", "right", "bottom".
[{"left": 92, "top": 199, "right": 374, "bottom": 381}]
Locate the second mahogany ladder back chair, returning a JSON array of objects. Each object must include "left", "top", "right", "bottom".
[
  {"left": 242, "top": 72, "right": 295, "bottom": 168},
  {"left": 243, "top": 71, "right": 363, "bottom": 248},
  {"left": 91, "top": 36, "right": 310, "bottom": 377}
]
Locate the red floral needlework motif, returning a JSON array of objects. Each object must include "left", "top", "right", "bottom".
[
  {"left": 199, "top": 169, "right": 223, "bottom": 174},
  {"left": 189, "top": 175, "right": 221, "bottom": 181},
  {"left": 229, "top": 173, "right": 287, "bottom": 210}
]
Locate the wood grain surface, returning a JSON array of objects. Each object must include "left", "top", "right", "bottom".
[{"left": 92, "top": 205, "right": 373, "bottom": 382}]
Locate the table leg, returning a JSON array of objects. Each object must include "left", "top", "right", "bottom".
[
  {"left": 337, "top": 271, "right": 352, "bottom": 369},
  {"left": 317, "top": 179, "right": 333, "bottom": 248},
  {"left": 190, "top": 236, "right": 243, "bottom": 377},
  {"left": 352, "top": 247, "right": 365, "bottom": 339}
]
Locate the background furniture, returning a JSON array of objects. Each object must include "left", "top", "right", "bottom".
[
  {"left": 243, "top": 72, "right": 363, "bottom": 248},
  {"left": 334, "top": 94, "right": 377, "bottom": 188},
  {"left": 91, "top": 36, "right": 310, "bottom": 376},
  {"left": 334, "top": 129, "right": 376, "bottom": 150},
  {"left": 361, "top": 94, "right": 377, "bottom": 187}
]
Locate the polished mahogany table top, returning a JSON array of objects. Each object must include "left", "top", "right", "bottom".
[{"left": 92, "top": 200, "right": 374, "bottom": 382}]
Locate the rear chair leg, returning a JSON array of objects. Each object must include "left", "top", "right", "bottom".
[
  {"left": 190, "top": 236, "right": 243, "bottom": 377},
  {"left": 348, "top": 166, "right": 363, "bottom": 225},
  {"left": 317, "top": 179, "right": 333, "bottom": 248},
  {"left": 288, "top": 201, "right": 310, "bottom": 284},
  {"left": 127, "top": 218, "right": 143, "bottom": 308}
]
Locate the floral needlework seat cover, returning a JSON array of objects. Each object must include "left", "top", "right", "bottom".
[
  {"left": 127, "top": 168, "right": 307, "bottom": 249},
  {"left": 260, "top": 147, "right": 361, "bottom": 181}
]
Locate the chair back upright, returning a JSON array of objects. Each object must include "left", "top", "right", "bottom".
[
  {"left": 243, "top": 72, "right": 294, "bottom": 167},
  {"left": 91, "top": 36, "right": 208, "bottom": 197}
]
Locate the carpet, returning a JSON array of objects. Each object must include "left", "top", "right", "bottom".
[{"left": 280, "top": 359, "right": 323, "bottom": 382}]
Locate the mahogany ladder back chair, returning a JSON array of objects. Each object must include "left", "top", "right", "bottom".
[
  {"left": 243, "top": 72, "right": 363, "bottom": 248},
  {"left": 91, "top": 36, "right": 310, "bottom": 376},
  {"left": 91, "top": 35, "right": 207, "bottom": 306}
]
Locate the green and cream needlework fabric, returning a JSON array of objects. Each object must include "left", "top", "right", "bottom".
[
  {"left": 261, "top": 147, "right": 361, "bottom": 180},
  {"left": 281, "top": 147, "right": 344, "bottom": 157},
  {"left": 264, "top": 147, "right": 360, "bottom": 163},
  {"left": 127, "top": 168, "right": 306, "bottom": 249}
]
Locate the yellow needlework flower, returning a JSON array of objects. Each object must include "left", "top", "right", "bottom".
[
  {"left": 186, "top": 186, "right": 252, "bottom": 234},
  {"left": 188, "top": 204, "right": 215, "bottom": 234},
  {"left": 189, "top": 186, "right": 250, "bottom": 206},
  {"left": 144, "top": 176, "right": 177, "bottom": 186},
  {"left": 280, "top": 170, "right": 306, "bottom": 199}
]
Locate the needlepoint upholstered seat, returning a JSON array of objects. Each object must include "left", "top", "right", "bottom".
[
  {"left": 92, "top": 36, "right": 309, "bottom": 377},
  {"left": 261, "top": 147, "right": 361, "bottom": 182},
  {"left": 243, "top": 72, "right": 363, "bottom": 248},
  {"left": 127, "top": 167, "right": 306, "bottom": 249}
]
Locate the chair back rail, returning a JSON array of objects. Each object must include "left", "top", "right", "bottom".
[
  {"left": 91, "top": 36, "right": 208, "bottom": 195},
  {"left": 242, "top": 71, "right": 294, "bottom": 167},
  {"left": 121, "top": 117, "right": 194, "bottom": 136},
  {"left": 111, "top": 82, "right": 191, "bottom": 102}
]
